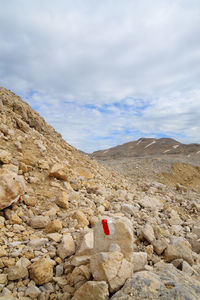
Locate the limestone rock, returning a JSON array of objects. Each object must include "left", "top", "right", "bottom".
[
  {"left": 0, "top": 216, "right": 5, "bottom": 228},
  {"left": 28, "top": 238, "right": 48, "bottom": 248},
  {"left": 30, "top": 215, "right": 50, "bottom": 229},
  {"left": 111, "top": 263, "right": 200, "bottom": 300},
  {"left": 47, "top": 233, "right": 62, "bottom": 243},
  {"left": 73, "top": 210, "right": 89, "bottom": 227},
  {"left": 71, "top": 255, "right": 91, "bottom": 267},
  {"left": 164, "top": 237, "right": 193, "bottom": 265},
  {"left": 0, "top": 169, "right": 25, "bottom": 210},
  {"left": 0, "top": 274, "right": 7, "bottom": 284},
  {"left": 25, "top": 286, "right": 41, "bottom": 298},
  {"left": 77, "top": 230, "right": 94, "bottom": 255},
  {"left": 90, "top": 252, "right": 132, "bottom": 292},
  {"left": 132, "top": 252, "right": 147, "bottom": 272},
  {"left": 121, "top": 203, "right": 136, "bottom": 216},
  {"left": 72, "top": 281, "right": 109, "bottom": 300},
  {"left": 37, "top": 159, "right": 49, "bottom": 170},
  {"left": 0, "top": 150, "right": 12, "bottom": 164},
  {"left": 0, "top": 246, "right": 7, "bottom": 257},
  {"left": 140, "top": 223, "right": 155, "bottom": 243},
  {"left": 7, "top": 264, "right": 28, "bottom": 280},
  {"left": 49, "top": 163, "right": 68, "bottom": 180},
  {"left": 57, "top": 233, "right": 75, "bottom": 259},
  {"left": 29, "top": 257, "right": 55, "bottom": 285},
  {"left": 45, "top": 219, "right": 62, "bottom": 233},
  {"left": 138, "top": 196, "right": 163, "bottom": 210},
  {"left": 152, "top": 239, "right": 168, "bottom": 255},
  {"left": 192, "top": 225, "right": 200, "bottom": 238},
  {"left": 56, "top": 191, "right": 69, "bottom": 209},
  {"left": 93, "top": 218, "right": 134, "bottom": 262}
]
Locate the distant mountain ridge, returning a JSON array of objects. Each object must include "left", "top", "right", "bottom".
[{"left": 91, "top": 137, "right": 200, "bottom": 160}]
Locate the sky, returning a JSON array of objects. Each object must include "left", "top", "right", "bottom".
[{"left": 0, "top": 0, "right": 200, "bottom": 153}]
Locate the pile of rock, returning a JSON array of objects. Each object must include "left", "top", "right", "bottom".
[{"left": 0, "top": 87, "right": 200, "bottom": 299}]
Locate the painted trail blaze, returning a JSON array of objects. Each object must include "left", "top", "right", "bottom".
[{"left": 102, "top": 219, "right": 110, "bottom": 235}]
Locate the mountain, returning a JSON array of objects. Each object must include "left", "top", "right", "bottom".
[
  {"left": 91, "top": 137, "right": 200, "bottom": 160},
  {"left": 0, "top": 87, "right": 200, "bottom": 299}
]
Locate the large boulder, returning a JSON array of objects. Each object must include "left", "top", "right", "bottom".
[
  {"left": 0, "top": 169, "right": 25, "bottom": 210},
  {"left": 93, "top": 217, "right": 134, "bottom": 262}
]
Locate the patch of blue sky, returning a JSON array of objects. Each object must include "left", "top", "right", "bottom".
[{"left": 82, "top": 98, "right": 151, "bottom": 116}]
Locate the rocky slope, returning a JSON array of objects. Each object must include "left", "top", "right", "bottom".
[{"left": 0, "top": 87, "right": 200, "bottom": 299}]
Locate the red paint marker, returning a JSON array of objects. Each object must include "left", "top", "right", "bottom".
[{"left": 102, "top": 219, "right": 110, "bottom": 235}]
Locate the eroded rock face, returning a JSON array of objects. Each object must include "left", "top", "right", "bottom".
[{"left": 0, "top": 170, "right": 24, "bottom": 210}]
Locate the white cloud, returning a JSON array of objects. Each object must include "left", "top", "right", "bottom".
[{"left": 0, "top": 0, "right": 200, "bottom": 151}]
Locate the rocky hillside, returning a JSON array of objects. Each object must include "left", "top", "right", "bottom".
[
  {"left": 0, "top": 87, "right": 200, "bottom": 299},
  {"left": 91, "top": 137, "right": 200, "bottom": 160}
]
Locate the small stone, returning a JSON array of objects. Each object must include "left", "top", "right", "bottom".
[
  {"left": 56, "top": 191, "right": 69, "bottom": 209},
  {"left": 57, "top": 233, "right": 75, "bottom": 259},
  {"left": 72, "top": 281, "right": 109, "bottom": 300},
  {"left": 30, "top": 216, "right": 50, "bottom": 229},
  {"left": 73, "top": 210, "right": 89, "bottom": 227},
  {"left": 0, "top": 150, "right": 12, "bottom": 164},
  {"left": 28, "top": 238, "right": 48, "bottom": 248},
  {"left": 9, "top": 213, "right": 22, "bottom": 224},
  {"left": 29, "top": 257, "right": 55, "bottom": 285},
  {"left": 0, "top": 274, "right": 7, "bottom": 284},
  {"left": 182, "top": 260, "right": 195, "bottom": 276},
  {"left": 0, "top": 216, "right": 5, "bottom": 228},
  {"left": 77, "top": 230, "right": 94, "bottom": 256},
  {"left": 45, "top": 220, "right": 62, "bottom": 233},
  {"left": 152, "top": 239, "right": 168, "bottom": 255},
  {"left": 47, "top": 233, "right": 62, "bottom": 243},
  {"left": 193, "top": 225, "right": 200, "bottom": 238},
  {"left": 141, "top": 223, "right": 155, "bottom": 244},
  {"left": 25, "top": 286, "right": 41, "bottom": 298},
  {"left": 121, "top": 203, "right": 136, "bottom": 216},
  {"left": 132, "top": 252, "right": 147, "bottom": 272},
  {"left": 38, "top": 160, "right": 49, "bottom": 170},
  {"left": 56, "top": 264, "right": 64, "bottom": 277},
  {"left": 49, "top": 163, "right": 68, "bottom": 180},
  {"left": 164, "top": 238, "right": 193, "bottom": 265},
  {"left": 7, "top": 265, "right": 28, "bottom": 280},
  {"left": 0, "top": 247, "right": 7, "bottom": 257},
  {"left": 71, "top": 255, "right": 91, "bottom": 267}
]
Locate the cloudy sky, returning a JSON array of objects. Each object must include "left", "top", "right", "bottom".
[{"left": 1, "top": 0, "right": 200, "bottom": 152}]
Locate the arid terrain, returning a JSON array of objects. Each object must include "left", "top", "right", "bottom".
[
  {"left": 91, "top": 138, "right": 200, "bottom": 193},
  {"left": 0, "top": 87, "right": 200, "bottom": 299}
]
